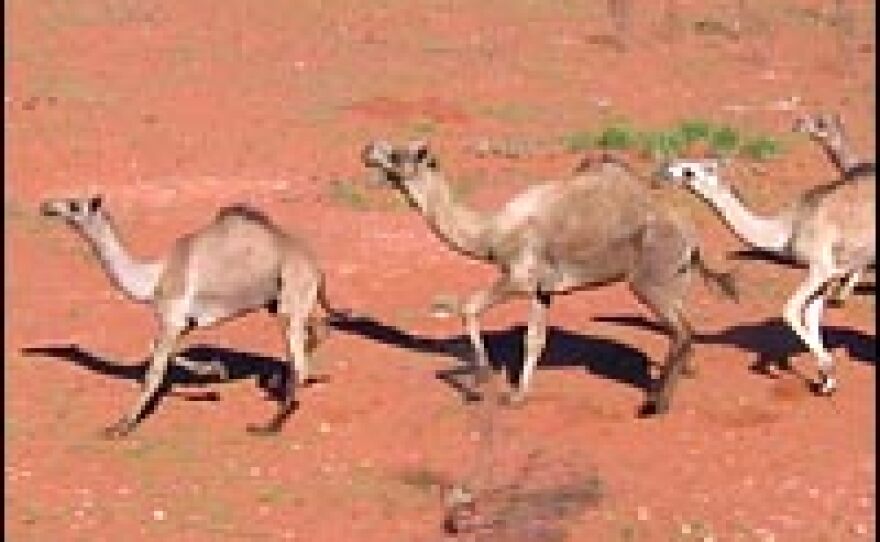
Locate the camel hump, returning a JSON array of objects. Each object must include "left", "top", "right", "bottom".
[{"left": 215, "top": 204, "right": 278, "bottom": 229}]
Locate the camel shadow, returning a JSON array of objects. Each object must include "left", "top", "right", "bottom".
[
  {"left": 592, "top": 315, "right": 876, "bottom": 376},
  {"left": 328, "top": 315, "right": 654, "bottom": 400},
  {"left": 20, "top": 344, "right": 294, "bottom": 419}
]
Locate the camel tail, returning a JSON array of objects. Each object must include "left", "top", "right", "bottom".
[
  {"left": 690, "top": 248, "right": 739, "bottom": 302},
  {"left": 316, "top": 273, "right": 354, "bottom": 322}
]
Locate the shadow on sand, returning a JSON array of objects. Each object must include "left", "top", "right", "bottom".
[
  {"left": 592, "top": 314, "right": 876, "bottom": 379},
  {"left": 327, "top": 315, "right": 654, "bottom": 400}
]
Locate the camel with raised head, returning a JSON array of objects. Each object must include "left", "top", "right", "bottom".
[
  {"left": 659, "top": 158, "right": 875, "bottom": 395},
  {"left": 793, "top": 111, "right": 875, "bottom": 179},
  {"left": 362, "top": 140, "right": 738, "bottom": 415},
  {"left": 40, "top": 195, "right": 344, "bottom": 437},
  {"left": 793, "top": 111, "right": 875, "bottom": 302}
]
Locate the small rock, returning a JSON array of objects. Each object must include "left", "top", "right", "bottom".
[
  {"left": 853, "top": 523, "right": 869, "bottom": 536},
  {"left": 636, "top": 506, "right": 649, "bottom": 521},
  {"left": 152, "top": 510, "right": 166, "bottom": 521},
  {"left": 249, "top": 466, "right": 262, "bottom": 477},
  {"left": 808, "top": 487, "right": 820, "bottom": 499},
  {"left": 680, "top": 523, "right": 692, "bottom": 535},
  {"left": 318, "top": 422, "right": 332, "bottom": 434}
]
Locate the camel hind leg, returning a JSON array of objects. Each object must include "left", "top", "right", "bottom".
[
  {"left": 248, "top": 268, "right": 318, "bottom": 434},
  {"left": 632, "top": 281, "right": 695, "bottom": 416}
]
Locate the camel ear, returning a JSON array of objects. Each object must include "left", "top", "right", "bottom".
[
  {"left": 409, "top": 140, "right": 430, "bottom": 162},
  {"left": 89, "top": 195, "right": 103, "bottom": 212}
]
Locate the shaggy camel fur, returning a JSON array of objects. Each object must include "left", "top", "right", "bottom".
[
  {"left": 793, "top": 111, "right": 875, "bottom": 302},
  {"left": 362, "top": 140, "right": 738, "bottom": 415},
  {"left": 40, "top": 196, "right": 342, "bottom": 437},
  {"left": 659, "top": 159, "right": 875, "bottom": 394}
]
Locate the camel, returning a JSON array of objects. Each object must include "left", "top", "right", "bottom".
[
  {"left": 658, "top": 158, "right": 875, "bottom": 395},
  {"left": 793, "top": 111, "right": 875, "bottom": 180},
  {"left": 793, "top": 111, "right": 876, "bottom": 302},
  {"left": 361, "top": 140, "right": 738, "bottom": 415},
  {"left": 40, "top": 195, "right": 343, "bottom": 437}
]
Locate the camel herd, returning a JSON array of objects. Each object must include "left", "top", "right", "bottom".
[{"left": 39, "top": 112, "right": 875, "bottom": 437}]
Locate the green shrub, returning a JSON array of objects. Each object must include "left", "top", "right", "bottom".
[
  {"left": 709, "top": 125, "right": 740, "bottom": 154},
  {"left": 740, "top": 136, "right": 782, "bottom": 161},
  {"left": 597, "top": 124, "right": 638, "bottom": 150}
]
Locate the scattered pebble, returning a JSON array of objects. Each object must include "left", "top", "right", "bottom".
[
  {"left": 636, "top": 506, "right": 649, "bottom": 521},
  {"left": 250, "top": 466, "right": 262, "bottom": 477},
  {"left": 753, "top": 527, "right": 776, "bottom": 542},
  {"left": 318, "top": 422, "right": 332, "bottom": 434},
  {"left": 808, "top": 487, "right": 820, "bottom": 499},
  {"left": 853, "top": 523, "right": 869, "bottom": 536},
  {"left": 73, "top": 509, "right": 86, "bottom": 519},
  {"left": 680, "top": 523, "right": 692, "bottom": 535},
  {"left": 152, "top": 510, "right": 166, "bottom": 521}
]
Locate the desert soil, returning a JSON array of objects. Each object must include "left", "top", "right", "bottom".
[{"left": 5, "top": 0, "right": 875, "bottom": 540}]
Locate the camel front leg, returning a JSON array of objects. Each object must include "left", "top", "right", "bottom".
[
  {"left": 105, "top": 326, "right": 182, "bottom": 438},
  {"left": 462, "top": 278, "right": 516, "bottom": 391},
  {"left": 803, "top": 291, "right": 835, "bottom": 394},
  {"left": 508, "top": 293, "right": 551, "bottom": 405},
  {"left": 828, "top": 271, "right": 860, "bottom": 305},
  {"left": 783, "top": 271, "right": 835, "bottom": 395}
]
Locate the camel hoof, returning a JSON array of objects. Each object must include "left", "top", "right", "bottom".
[
  {"left": 463, "top": 389, "right": 484, "bottom": 403},
  {"left": 499, "top": 391, "right": 527, "bottom": 408},
  {"left": 638, "top": 397, "right": 669, "bottom": 418},
  {"left": 811, "top": 375, "right": 837, "bottom": 396},
  {"left": 102, "top": 419, "right": 135, "bottom": 439}
]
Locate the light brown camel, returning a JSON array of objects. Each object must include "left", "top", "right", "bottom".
[
  {"left": 40, "top": 195, "right": 344, "bottom": 437},
  {"left": 362, "top": 140, "right": 738, "bottom": 415},
  {"left": 793, "top": 111, "right": 875, "bottom": 302},
  {"left": 659, "top": 158, "right": 875, "bottom": 395}
]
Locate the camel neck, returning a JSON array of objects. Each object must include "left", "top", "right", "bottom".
[
  {"left": 404, "top": 170, "right": 490, "bottom": 260},
  {"left": 691, "top": 182, "right": 792, "bottom": 252},
  {"left": 819, "top": 134, "right": 861, "bottom": 173},
  {"left": 79, "top": 213, "right": 162, "bottom": 302}
]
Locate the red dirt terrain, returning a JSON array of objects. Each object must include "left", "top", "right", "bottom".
[{"left": 6, "top": 1, "right": 875, "bottom": 540}]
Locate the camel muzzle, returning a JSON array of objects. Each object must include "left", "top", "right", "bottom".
[{"left": 39, "top": 202, "right": 62, "bottom": 217}]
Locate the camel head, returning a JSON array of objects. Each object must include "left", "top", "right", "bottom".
[
  {"left": 792, "top": 111, "right": 843, "bottom": 142},
  {"left": 40, "top": 195, "right": 104, "bottom": 225},
  {"left": 361, "top": 140, "right": 438, "bottom": 187},
  {"left": 657, "top": 159, "right": 725, "bottom": 192}
]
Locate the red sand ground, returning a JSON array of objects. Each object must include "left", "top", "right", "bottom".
[{"left": 6, "top": 1, "right": 875, "bottom": 540}]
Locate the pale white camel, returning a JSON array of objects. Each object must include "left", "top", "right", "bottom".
[{"left": 659, "top": 159, "right": 875, "bottom": 394}]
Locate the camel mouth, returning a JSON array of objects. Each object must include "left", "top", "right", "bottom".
[{"left": 39, "top": 202, "right": 62, "bottom": 217}]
